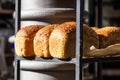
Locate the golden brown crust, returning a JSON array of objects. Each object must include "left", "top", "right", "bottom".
[
  {"left": 95, "top": 26, "right": 119, "bottom": 36},
  {"left": 49, "top": 22, "right": 99, "bottom": 58},
  {"left": 34, "top": 24, "right": 59, "bottom": 58},
  {"left": 16, "top": 25, "right": 44, "bottom": 38},
  {"left": 14, "top": 22, "right": 99, "bottom": 58},
  {"left": 53, "top": 21, "right": 76, "bottom": 34},
  {"left": 49, "top": 22, "right": 76, "bottom": 59},
  {"left": 91, "top": 27, "right": 99, "bottom": 31},
  {"left": 15, "top": 25, "right": 44, "bottom": 57},
  {"left": 95, "top": 26, "right": 120, "bottom": 48}
]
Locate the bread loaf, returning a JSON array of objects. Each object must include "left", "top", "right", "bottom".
[
  {"left": 49, "top": 22, "right": 99, "bottom": 59},
  {"left": 14, "top": 22, "right": 99, "bottom": 58},
  {"left": 83, "top": 24, "right": 99, "bottom": 57},
  {"left": 95, "top": 26, "right": 120, "bottom": 48},
  {"left": 34, "top": 24, "right": 59, "bottom": 58},
  {"left": 15, "top": 25, "right": 44, "bottom": 56},
  {"left": 49, "top": 22, "right": 76, "bottom": 59}
]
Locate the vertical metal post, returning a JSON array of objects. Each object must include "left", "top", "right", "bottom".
[
  {"left": 15, "top": 0, "right": 21, "bottom": 80},
  {"left": 14, "top": 60, "right": 20, "bottom": 80},
  {"left": 97, "top": 0, "right": 103, "bottom": 80},
  {"left": 89, "top": 0, "right": 96, "bottom": 27},
  {"left": 76, "top": 0, "right": 84, "bottom": 80},
  {"left": 97, "top": 0, "right": 103, "bottom": 28},
  {"left": 97, "top": 63, "right": 103, "bottom": 80},
  {"left": 15, "top": 0, "right": 21, "bottom": 34},
  {"left": 88, "top": 0, "right": 96, "bottom": 79}
]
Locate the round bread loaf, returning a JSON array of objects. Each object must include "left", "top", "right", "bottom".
[
  {"left": 34, "top": 24, "right": 59, "bottom": 58},
  {"left": 95, "top": 26, "right": 120, "bottom": 48},
  {"left": 15, "top": 25, "right": 44, "bottom": 56}
]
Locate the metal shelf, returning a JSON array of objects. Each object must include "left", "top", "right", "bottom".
[
  {"left": 82, "top": 56, "right": 120, "bottom": 63},
  {"left": 16, "top": 56, "right": 76, "bottom": 64},
  {"left": 14, "top": 0, "right": 120, "bottom": 80},
  {"left": 16, "top": 56, "right": 120, "bottom": 63}
]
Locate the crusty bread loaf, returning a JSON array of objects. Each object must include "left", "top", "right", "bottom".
[
  {"left": 34, "top": 24, "right": 59, "bottom": 58},
  {"left": 49, "top": 22, "right": 99, "bottom": 59},
  {"left": 15, "top": 25, "right": 44, "bottom": 56},
  {"left": 49, "top": 22, "right": 76, "bottom": 59},
  {"left": 83, "top": 24, "right": 99, "bottom": 57},
  {"left": 95, "top": 26, "right": 120, "bottom": 48}
]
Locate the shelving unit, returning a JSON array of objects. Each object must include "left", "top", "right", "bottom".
[
  {"left": 15, "top": 56, "right": 120, "bottom": 63},
  {"left": 14, "top": 0, "right": 120, "bottom": 80},
  {"left": 16, "top": 56, "right": 76, "bottom": 63}
]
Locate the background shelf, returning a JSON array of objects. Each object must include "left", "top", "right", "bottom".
[{"left": 82, "top": 56, "right": 120, "bottom": 63}]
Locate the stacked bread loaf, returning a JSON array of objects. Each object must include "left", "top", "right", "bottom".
[
  {"left": 85, "top": 26, "right": 120, "bottom": 58},
  {"left": 34, "top": 24, "right": 59, "bottom": 58},
  {"left": 14, "top": 25, "right": 44, "bottom": 56},
  {"left": 14, "top": 21, "right": 99, "bottom": 59},
  {"left": 95, "top": 26, "right": 120, "bottom": 48}
]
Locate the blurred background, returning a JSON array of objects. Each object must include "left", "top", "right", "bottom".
[
  {"left": 0, "top": 0, "right": 120, "bottom": 80},
  {"left": 0, "top": 0, "right": 15, "bottom": 80}
]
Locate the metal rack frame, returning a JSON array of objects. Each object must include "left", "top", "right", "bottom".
[
  {"left": 14, "top": 0, "right": 120, "bottom": 80},
  {"left": 15, "top": 0, "right": 21, "bottom": 80}
]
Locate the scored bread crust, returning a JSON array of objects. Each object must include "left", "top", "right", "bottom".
[
  {"left": 34, "top": 24, "right": 59, "bottom": 58},
  {"left": 95, "top": 26, "right": 120, "bottom": 48},
  {"left": 15, "top": 25, "right": 44, "bottom": 56},
  {"left": 49, "top": 22, "right": 76, "bottom": 59}
]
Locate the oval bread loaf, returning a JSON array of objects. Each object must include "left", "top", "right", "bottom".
[
  {"left": 95, "top": 26, "right": 120, "bottom": 48},
  {"left": 34, "top": 24, "right": 59, "bottom": 58},
  {"left": 15, "top": 25, "right": 44, "bottom": 56},
  {"left": 49, "top": 22, "right": 76, "bottom": 59}
]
